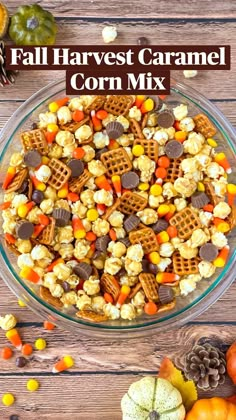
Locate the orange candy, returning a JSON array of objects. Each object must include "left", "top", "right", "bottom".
[
  {"left": 21, "top": 344, "right": 33, "bottom": 356},
  {"left": 1, "top": 347, "right": 13, "bottom": 360},
  {"left": 104, "top": 293, "right": 113, "bottom": 304},
  {"left": 5, "top": 233, "right": 16, "bottom": 244},
  {"left": 144, "top": 302, "right": 158, "bottom": 315},
  {"left": 45, "top": 131, "right": 56, "bottom": 144},
  {"left": 73, "top": 147, "right": 85, "bottom": 159},
  {"left": 44, "top": 321, "right": 55, "bottom": 330},
  {"left": 166, "top": 225, "right": 178, "bottom": 238},
  {"left": 72, "top": 110, "right": 84, "bottom": 122},
  {"left": 38, "top": 214, "right": 50, "bottom": 226},
  {"left": 174, "top": 131, "right": 187, "bottom": 142},
  {"left": 0, "top": 201, "right": 11, "bottom": 210},
  {"left": 203, "top": 204, "right": 214, "bottom": 212},
  {"left": 67, "top": 192, "right": 79, "bottom": 202},
  {"left": 96, "top": 110, "right": 108, "bottom": 120},
  {"left": 91, "top": 110, "right": 102, "bottom": 131},
  {"left": 46, "top": 258, "right": 64, "bottom": 273},
  {"left": 85, "top": 231, "right": 97, "bottom": 242},
  {"left": 109, "top": 229, "right": 117, "bottom": 241},
  {"left": 155, "top": 167, "right": 167, "bottom": 179},
  {"left": 157, "top": 156, "right": 170, "bottom": 169}
]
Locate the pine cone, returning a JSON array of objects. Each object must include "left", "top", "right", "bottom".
[
  {"left": 0, "top": 40, "right": 18, "bottom": 87},
  {"left": 184, "top": 343, "right": 226, "bottom": 390}
]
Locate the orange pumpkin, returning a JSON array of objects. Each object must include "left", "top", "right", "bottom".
[
  {"left": 186, "top": 397, "right": 236, "bottom": 420},
  {"left": 226, "top": 342, "right": 236, "bottom": 384}
]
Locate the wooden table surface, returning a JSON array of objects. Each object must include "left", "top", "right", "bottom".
[{"left": 0, "top": 1, "right": 236, "bottom": 419}]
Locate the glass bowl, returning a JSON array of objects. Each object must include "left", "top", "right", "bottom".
[{"left": 0, "top": 79, "right": 235, "bottom": 338}]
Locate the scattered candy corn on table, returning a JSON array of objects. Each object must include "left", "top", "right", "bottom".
[{"left": 1, "top": 1, "right": 236, "bottom": 419}]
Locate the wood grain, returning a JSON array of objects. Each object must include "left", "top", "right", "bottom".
[
  {"left": 2, "top": 20, "right": 235, "bottom": 101},
  {"left": 6, "top": 0, "right": 236, "bottom": 18}
]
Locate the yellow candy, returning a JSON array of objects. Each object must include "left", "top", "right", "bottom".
[
  {"left": 74, "top": 230, "right": 86, "bottom": 239},
  {"left": 18, "top": 204, "right": 28, "bottom": 218},
  {"left": 63, "top": 355, "right": 74, "bottom": 368},
  {"left": 132, "top": 144, "right": 144, "bottom": 157},
  {"left": 197, "top": 182, "right": 205, "bottom": 192},
  {"left": 216, "top": 222, "right": 230, "bottom": 233},
  {"left": 41, "top": 156, "right": 50, "bottom": 165},
  {"left": 58, "top": 187, "right": 68, "bottom": 198},
  {"left": 157, "top": 204, "right": 170, "bottom": 216},
  {"left": 2, "top": 393, "right": 15, "bottom": 406},
  {"left": 27, "top": 379, "right": 40, "bottom": 392},
  {"left": 49, "top": 102, "right": 59, "bottom": 112},
  {"left": 227, "top": 184, "right": 236, "bottom": 194},
  {"left": 157, "top": 231, "right": 170, "bottom": 243},
  {"left": 207, "top": 138, "right": 218, "bottom": 147},
  {"left": 18, "top": 299, "right": 27, "bottom": 307},
  {"left": 35, "top": 338, "right": 47, "bottom": 351},
  {"left": 87, "top": 208, "right": 99, "bottom": 222},
  {"left": 150, "top": 184, "right": 163, "bottom": 196},
  {"left": 138, "top": 182, "right": 149, "bottom": 191},
  {"left": 80, "top": 257, "right": 91, "bottom": 264},
  {"left": 148, "top": 251, "right": 160, "bottom": 264},
  {"left": 121, "top": 285, "right": 131, "bottom": 295}
]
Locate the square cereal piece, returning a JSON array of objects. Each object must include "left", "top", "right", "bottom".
[
  {"left": 48, "top": 158, "right": 71, "bottom": 190},
  {"left": 170, "top": 207, "right": 201, "bottom": 240},
  {"left": 21, "top": 129, "right": 48, "bottom": 155},
  {"left": 173, "top": 251, "right": 200, "bottom": 275},
  {"left": 101, "top": 148, "right": 132, "bottom": 177},
  {"left": 134, "top": 138, "right": 158, "bottom": 161},
  {"left": 118, "top": 191, "right": 147, "bottom": 215},
  {"left": 139, "top": 273, "right": 159, "bottom": 301},
  {"left": 129, "top": 227, "right": 159, "bottom": 253},
  {"left": 104, "top": 95, "right": 133, "bottom": 116},
  {"left": 193, "top": 113, "right": 217, "bottom": 138}
]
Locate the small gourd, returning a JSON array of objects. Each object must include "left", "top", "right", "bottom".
[
  {"left": 0, "top": 2, "right": 9, "bottom": 38},
  {"left": 226, "top": 341, "right": 236, "bottom": 384},
  {"left": 9, "top": 4, "right": 57, "bottom": 45},
  {"left": 121, "top": 377, "right": 185, "bottom": 419},
  {"left": 186, "top": 397, "right": 236, "bottom": 420}
]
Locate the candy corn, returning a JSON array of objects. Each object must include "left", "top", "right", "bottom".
[
  {"left": 6, "top": 328, "right": 22, "bottom": 350},
  {"left": 33, "top": 214, "right": 50, "bottom": 238},
  {"left": 58, "top": 182, "right": 69, "bottom": 198},
  {"left": 95, "top": 175, "right": 112, "bottom": 192},
  {"left": 112, "top": 175, "right": 122, "bottom": 197},
  {"left": 46, "top": 258, "right": 64, "bottom": 272},
  {"left": 49, "top": 97, "right": 70, "bottom": 112},
  {"left": 213, "top": 246, "right": 230, "bottom": 267},
  {"left": 227, "top": 184, "right": 236, "bottom": 206},
  {"left": 134, "top": 95, "right": 145, "bottom": 108},
  {"left": 20, "top": 267, "right": 41, "bottom": 284},
  {"left": 96, "top": 110, "right": 108, "bottom": 120},
  {"left": 67, "top": 192, "right": 79, "bottom": 202},
  {"left": 5, "top": 233, "right": 16, "bottom": 244},
  {"left": 215, "top": 152, "right": 232, "bottom": 174},
  {"left": 45, "top": 130, "right": 57, "bottom": 144},
  {"left": 156, "top": 272, "right": 180, "bottom": 284},
  {"left": 18, "top": 201, "right": 35, "bottom": 218},
  {"left": 72, "top": 215, "right": 86, "bottom": 239},
  {"left": 116, "top": 285, "right": 131, "bottom": 308},
  {"left": 140, "top": 98, "right": 154, "bottom": 113},
  {"left": 52, "top": 355, "right": 74, "bottom": 373},
  {"left": 157, "top": 204, "right": 170, "bottom": 217},
  {"left": 96, "top": 203, "right": 106, "bottom": 215},
  {"left": 0, "top": 201, "right": 11, "bottom": 210},
  {"left": 147, "top": 251, "right": 160, "bottom": 264},
  {"left": 91, "top": 110, "right": 102, "bottom": 131},
  {"left": 165, "top": 204, "right": 176, "bottom": 222},
  {"left": 156, "top": 231, "right": 170, "bottom": 244},
  {"left": 3, "top": 167, "right": 16, "bottom": 190},
  {"left": 213, "top": 217, "right": 230, "bottom": 233},
  {"left": 108, "top": 139, "right": 119, "bottom": 150},
  {"left": 30, "top": 171, "right": 46, "bottom": 191}
]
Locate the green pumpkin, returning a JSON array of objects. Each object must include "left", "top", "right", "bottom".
[
  {"left": 9, "top": 4, "right": 57, "bottom": 45},
  {"left": 121, "top": 377, "right": 185, "bottom": 420}
]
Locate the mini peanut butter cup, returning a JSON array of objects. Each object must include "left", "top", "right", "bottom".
[
  {"left": 121, "top": 171, "right": 139, "bottom": 189},
  {"left": 191, "top": 192, "right": 210, "bottom": 208},
  {"left": 165, "top": 140, "right": 184, "bottom": 158},
  {"left": 68, "top": 159, "right": 84, "bottom": 177},
  {"left": 106, "top": 121, "right": 124, "bottom": 139},
  {"left": 151, "top": 219, "right": 169, "bottom": 233},
  {"left": 16, "top": 220, "right": 34, "bottom": 240},
  {"left": 124, "top": 215, "right": 140, "bottom": 233},
  {"left": 119, "top": 237, "right": 131, "bottom": 247},
  {"left": 157, "top": 109, "right": 175, "bottom": 128},
  {"left": 52, "top": 208, "right": 71, "bottom": 227},
  {"left": 158, "top": 285, "right": 174, "bottom": 304},
  {"left": 23, "top": 150, "right": 42, "bottom": 167},
  {"left": 73, "top": 262, "right": 92, "bottom": 280},
  {"left": 95, "top": 235, "right": 110, "bottom": 252},
  {"left": 199, "top": 243, "right": 218, "bottom": 261}
]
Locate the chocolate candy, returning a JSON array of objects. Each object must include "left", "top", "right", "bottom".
[
  {"left": 142, "top": 259, "right": 150, "bottom": 272},
  {"left": 95, "top": 235, "right": 110, "bottom": 252},
  {"left": 148, "top": 263, "right": 158, "bottom": 275},
  {"left": 158, "top": 285, "right": 174, "bottom": 304},
  {"left": 68, "top": 159, "right": 84, "bottom": 177},
  {"left": 10, "top": 416, "right": 19, "bottom": 420},
  {"left": 191, "top": 192, "right": 210, "bottom": 208},
  {"left": 137, "top": 37, "right": 149, "bottom": 45},
  {"left": 199, "top": 243, "right": 218, "bottom": 261},
  {"left": 23, "top": 150, "right": 41, "bottom": 167},
  {"left": 151, "top": 219, "right": 169, "bottom": 233},
  {"left": 119, "top": 237, "right": 131, "bottom": 248},
  {"left": 73, "top": 262, "right": 92, "bottom": 280},
  {"left": 95, "top": 147, "right": 108, "bottom": 160},
  {"left": 16, "top": 220, "right": 34, "bottom": 240},
  {"left": 32, "top": 189, "right": 44, "bottom": 204},
  {"left": 17, "top": 180, "right": 28, "bottom": 194},
  {"left": 15, "top": 356, "right": 27, "bottom": 368},
  {"left": 121, "top": 171, "right": 139, "bottom": 189},
  {"left": 124, "top": 215, "right": 140, "bottom": 233},
  {"left": 93, "top": 250, "right": 103, "bottom": 259},
  {"left": 61, "top": 281, "right": 71, "bottom": 292},
  {"left": 157, "top": 110, "right": 175, "bottom": 128},
  {"left": 52, "top": 208, "right": 71, "bottom": 227},
  {"left": 106, "top": 121, "right": 124, "bottom": 139},
  {"left": 118, "top": 267, "right": 127, "bottom": 277},
  {"left": 165, "top": 140, "right": 184, "bottom": 158},
  {"left": 149, "top": 97, "right": 163, "bottom": 112},
  {"left": 31, "top": 122, "right": 38, "bottom": 130}
]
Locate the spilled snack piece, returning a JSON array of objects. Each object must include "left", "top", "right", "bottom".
[{"left": 1, "top": 93, "right": 235, "bottom": 322}]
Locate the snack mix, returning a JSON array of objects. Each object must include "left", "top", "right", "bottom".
[{"left": 1, "top": 94, "right": 235, "bottom": 323}]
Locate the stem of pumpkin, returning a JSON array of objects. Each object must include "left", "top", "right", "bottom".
[
  {"left": 26, "top": 17, "right": 39, "bottom": 30},
  {"left": 149, "top": 411, "right": 160, "bottom": 420}
]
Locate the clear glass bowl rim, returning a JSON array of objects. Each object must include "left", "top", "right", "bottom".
[{"left": 0, "top": 78, "right": 235, "bottom": 338}]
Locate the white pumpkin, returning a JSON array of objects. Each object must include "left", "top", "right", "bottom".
[{"left": 121, "top": 377, "right": 185, "bottom": 420}]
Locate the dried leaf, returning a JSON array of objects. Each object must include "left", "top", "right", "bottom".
[{"left": 158, "top": 357, "right": 198, "bottom": 411}]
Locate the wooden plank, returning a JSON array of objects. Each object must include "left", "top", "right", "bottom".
[
  {"left": 6, "top": 0, "right": 236, "bottom": 18},
  {"left": 1, "top": 20, "right": 235, "bottom": 100},
  {"left": 0, "top": 374, "right": 234, "bottom": 420},
  {"left": 0, "top": 100, "right": 236, "bottom": 131}
]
